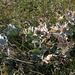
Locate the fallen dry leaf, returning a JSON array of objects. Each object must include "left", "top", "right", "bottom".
[
  {"left": 72, "top": 11, "right": 75, "bottom": 18},
  {"left": 43, "top": 54, "right": 57, "bottom": 64}
]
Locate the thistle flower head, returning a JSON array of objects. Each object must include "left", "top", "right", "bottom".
[{"left": 34, "top": 27, "right": 41, "bottom": 35}]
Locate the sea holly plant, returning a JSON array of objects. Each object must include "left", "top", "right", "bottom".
[
  {"left": 0, "top": 33, "right": 9, "bottom": 60},
  {"left": 0, "top": 0, "right": 75, "bottom": 74},
  {"left": 3, "top": 24, "right": 20, "bottom": 37},
  {"left": 1, "top": 14, "right": 74, "bottom": 61},
  {"left": 0, "top": 11, "right": 75, "bottom": 75}
]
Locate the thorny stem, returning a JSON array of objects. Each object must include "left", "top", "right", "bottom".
[
  {"left": 30, "top": 70, "right": 44, "bottom": 75},
  {"left": 22, "top": 37, "right": 24, "bottom": 46},
  {"left": 34, "top": 43, "right": 36, "bottom": 48},
  {"left": 6, "top": 58, "right": 32, "bottom": 64},
  {"left": 39, "top": 40, "right": 41, "bottom": 48}
]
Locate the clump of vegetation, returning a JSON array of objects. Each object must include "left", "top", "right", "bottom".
[{"left": 0, "top": 0, "right": 75, "bottom": 75}]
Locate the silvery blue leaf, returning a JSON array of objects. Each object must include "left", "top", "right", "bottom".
[
  {"left": 55, "top": 30, "right": 61, "bottom": 33},
  {"left": 0, "top": 39, "right": 7, "bottom": 45},
  {"left": 32, "top": 54, "right": 37, "bottom": 60},
  {"left": 8, "top": 24, "right": 16, "bottom": 29},
  {"left": 60, "top": 55, "right": 67, "bottom": 58},
  {"left": 60, "top": 33, "right": 65, "bottom": 38},
  {"left": 65, "top": 30, "right": 73, "bottom": 36},
  {"left": 0, "top": 33, "right": 8, "bottom": 45},
  {"left": 41, "top": 46, "right": 47, "bottom": 50},
  {"left": 37, "top": 54, "right": 44, "bottom": 60}
]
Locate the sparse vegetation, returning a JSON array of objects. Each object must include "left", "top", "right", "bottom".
[{"left": 0, "top": 0, "right": 75, "bottom": 75}]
